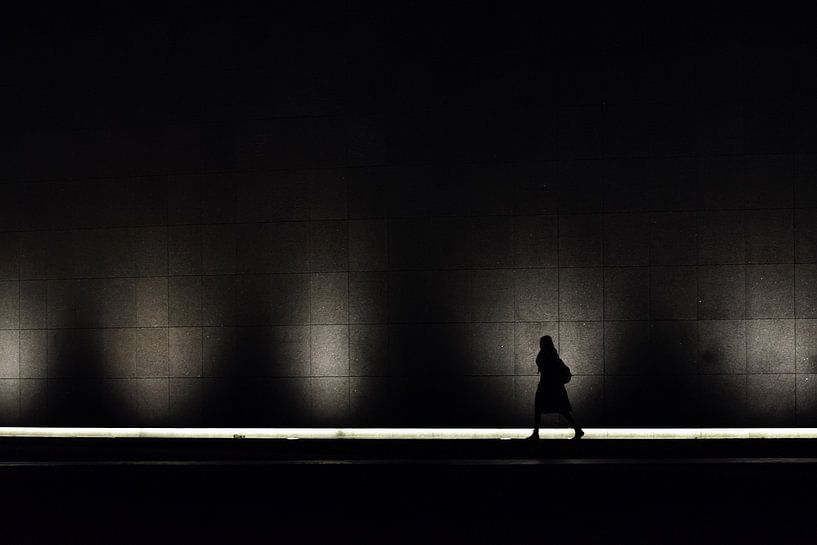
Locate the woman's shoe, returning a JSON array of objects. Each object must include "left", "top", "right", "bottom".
[
  {"left": 526, "top": 432, "right": 539, "bottom": 440},
  {"left": 572, "top": 428, "right": 585, "bottom": 440}
]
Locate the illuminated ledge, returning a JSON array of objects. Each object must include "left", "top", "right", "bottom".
[{"left": 2, "top": 427, "right": 817, "bottom": 440}]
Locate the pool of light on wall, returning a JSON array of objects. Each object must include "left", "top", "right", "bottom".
[{"left": 2, "top": 427, "right": 817, "bottom": 439}]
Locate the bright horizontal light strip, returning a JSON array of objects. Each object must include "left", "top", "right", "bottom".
[{"left": 2, "top": 428, "right": 817, "bottom": 440}]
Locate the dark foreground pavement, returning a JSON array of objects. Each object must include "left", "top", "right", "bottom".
[{"left": 3, "top": 437, "right": 817, "bottom": 544}]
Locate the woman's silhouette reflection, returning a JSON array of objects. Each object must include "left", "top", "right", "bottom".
[{"left": 528, "top": 335, "right": 584, "bottom": 440}]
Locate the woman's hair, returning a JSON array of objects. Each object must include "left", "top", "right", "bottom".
[{"left": 539, "top": 335, "right": 558, "bottom": 359}]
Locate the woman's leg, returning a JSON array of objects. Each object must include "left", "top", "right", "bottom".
[
  {"left": 528, "top": 406, "right": 542, "bottom": 438},
  {"left": 560, "top": 411, "right": 584, "bottom": 438}
]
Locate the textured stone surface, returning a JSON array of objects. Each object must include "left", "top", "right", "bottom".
[{"left": 1, "top": 15, "right": 813, "bottom": 427}]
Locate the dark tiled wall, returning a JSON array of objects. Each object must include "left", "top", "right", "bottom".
[{"left": 1, "top": 10, "right": 816, "bottom": 426}]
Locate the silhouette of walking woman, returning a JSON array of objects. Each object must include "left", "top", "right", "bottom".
[{"left": 528, "top": 335, "right": 584, "bottom": 440}]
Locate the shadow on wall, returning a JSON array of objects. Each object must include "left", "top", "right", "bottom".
[
  {"left": 48, "top": 287, "right": 130, "bottom": 425},
  {"left": 201, "top": 302, "right": 311, "bottom": 427},
  {"left": 386, "top": 274, "right": 498, "bottom": 427},
  {"left": 606, "top": 324, "right": 746, "bottom": 427}
]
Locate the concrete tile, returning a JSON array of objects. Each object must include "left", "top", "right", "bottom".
[
  {"left": 604, "top": 321, "right": 651, "bottom": 375},
  {"left": 604, "top": 213, "right": 650, "bottom": 266},
  {"left": 269, "top": 222, "right": 311, "bottom": 273},
  {"left": 513, "top": 215, "right": 557, "bottom": 268},
  {"left": 559, "top": 268, "right": 603, "bottom": 321},
  {"left": 796, "top": 264, "right": 817, "bottom": 318},
  {"left": 349, "top": 272, "right": 386, "bottom": 324},
  {"left": 698, "top": 210, "right": 744, "bottom": 264},
  {"left": 797, "top": 319, "right": 817, "bottom": 373},
  {"left": 0, "top": 281, "right": 19, "bottom": 329},
  {"left": 168, "top": 225, "right": 202, "bottom": 275},
  {"left": 795, "top": 209, "right": 817, "bottom": 263},
  {"left": 472, "top": 270, "right": 514, "bottom": 322},
  {"left": 20, "top": 329, "right": 46, "bottom": 379},
  {"left": 351, "top": 377, "right": 392, "bottom": 425},
  {"left": 309, "top": 169, "right": 348, "bottom": 220},
  {"left": 559, "top": 321, "right": 603, "bottom": 375},
  {"left": 469, "top": 323, "right": 514, "bottom": 376},
  {"left": 796, "top": 155, "right": 817, "bottom": 207},
  {"left": 310, "top": 220, "right": 348, "bottom": 272},
  {"left": 0, "top": 232, "right": 18, "bottom": 280},
  {"left": 126, "top": 378, "right": 169, "bottom": 426},
  {"left": 20, "top": 281, "right": 46, "bottom": 329},
  {"left": 470, "top": 216, "right": 513, "bottom": 268},
  {"left": 135, "top": 328, "right": 168, "bottom": 378},
  {"left": 169, "top": 327, "right": 202, "bottom": 378},
  {"left": 20, "top": 379, "right": 47, "bottom": 425},
  {"left": 651, "top": 266, "right": 697, "bottom": 320},
  {"left": 746, "top": 374, "right": 796, "bottom": 426},
  {"left": 235, "top": 173, "right": 273, "bottom": 222},
  {"left": 168, "top": 378, "right": 204, "bottom": 426},
  {"left": 650, "top": 212, "right": 697, "bottom": 265},
  {"left": 747, "top": 319, "right": 795, "bottom": 373},
  {"left": 99, "top": 229, "right": 138, "bottom": 277},
  {"left": 136, "top": 277, "right": 168, "bottom": 327},
  {"left": 697, "top": 156, "right": 744, "bottom": 210},
  {"left": 311, "top": 324, "right": 349, "bottom": 376},
  {"left": 169, "top": 276, "right": 202, "bottom": 326},
  {"left": 167, "top": 175, "right": 202, "bottom": 225},
  {"left": 310, "top": 272, "right": 348, "bottom": 324},
  {"left": 0, "top": 330, "right": 19, "bottom": 378},
  {"left": 388, "top": 323, "right": 469, "bottom": 377},
  {"left": 103, "top": 329, "right": 138, "bottom": 377},
  {"left": 746, "top": 264, "right": 794, "bottom": 318},
  {"left": 690, "top": 375, "right": 747, "bottom": 426},
  {"left": 461, "top": 376, "right": 515, "bottom": 425},
  {"left": 603, "top": 375, "right": 650, "bottom": 426},
  {"left": 350, "top": 324, "right": 389, "bottom": 376},
  {"left": 558, "top": 214, "right": 603, "bottom": 266},
  {"left": 514, "top": 269, "right": 558, "bottom": 321},
  {"left": 388, "top": 218, "right": 430, "bottom": 270},
  {"left": 744, "top": 155, "right": 794, "bottom": 209},
  {"left": 648, "top": 157, "right": 698, "bottom": 210},
  {"left": 202, "top": 275, "right": 236, "bottom": 327},
  {"left": 269, "top": 274, "right": 310, "bottom": 324},
  {"left": 311, "top": 377, "right": 350, "bottom": 426},
  {"left": 269, "top": 326, "right": 310, "bottom": 377},
  {"left": 349, "top": 219, "right": 387, "bottom": 271},
  {"left": 603, "top": 158, "right": 650, "bottom": 212},
  {"left": 202, "top": 327, "right": 236, "bottom": 377},
  {"left": 347, "top": 167, "right": 390, "bottom": 219},
  {"left": 698, "top": 320, "right": 746, "bottom": 374},
  {"left": 47, "top": 329, "right": 105, "bottom": 378},
  {"left": 0, "top": 379, "right": 19, "bottom": 425},
  {"left": 132, "top": 227, "right": 168, "bottom": 276},
  {"left": 604, "top": 267, "right": 649, "bottom": 320},
  {"left": 200, "top": 174, "right": 237, "bottom": 224},
  {"left": 698, "top": 265, "right": 745, "bottom": 319},
  {"left": 236, "top": 224, "right": 273, "bottom": 273},
  {"left": 202, "top": 224, "right": 236, "bottom": 274},
  {"left": 435, "top": 218, "right": 472, "bottom": 270},
  {"left": 796, "top": 374, "right": 817, "bottom": 425},
  {"left": 745, "top": 209, "right": 794, "bottom": 263},
  {"left": 100, "top": 278, "right": 137, "bottom": 327},
  {"left": 235, "top": 275, "right": 271, "bottom": 325},
  {"left": 272, "top": 171, "right": 310, "bottom": 220},
  {"left": 649, "top": 320, "right": 698, "bottom": 374},
  {"left": 464, "top": 164, "right": 515, "bottom": 216}
]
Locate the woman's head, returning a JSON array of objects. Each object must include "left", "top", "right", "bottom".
[{"left": 540, "top": 335, "right": 555, "bottom": 352}]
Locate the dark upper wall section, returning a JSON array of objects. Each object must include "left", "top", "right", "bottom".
[{"left": 1, "top": 5, "right": 816, "bottom": 427}]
